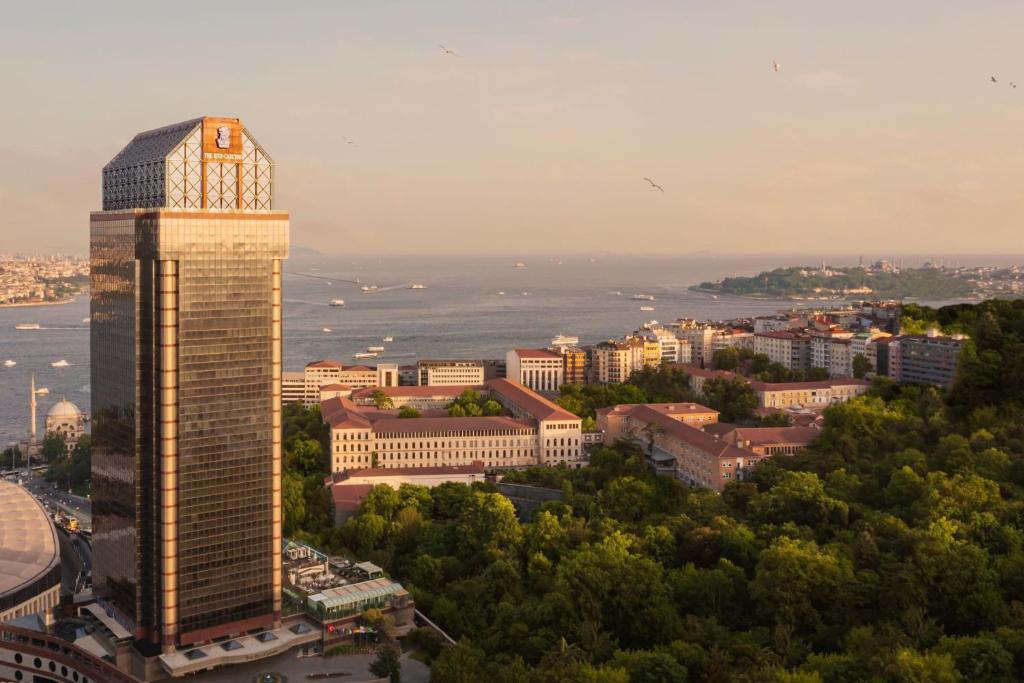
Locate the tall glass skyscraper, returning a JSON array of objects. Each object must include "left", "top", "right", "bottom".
[{"left": 90, "top": 117, "right": 288, "bottom": 653}]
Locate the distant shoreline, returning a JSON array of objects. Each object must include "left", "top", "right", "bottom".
[{"left": 0, "top": 297, "right": 77, "bottom": 309}]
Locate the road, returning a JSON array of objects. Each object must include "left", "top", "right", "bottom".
[{"left": 24, "top": 473, "right": 92, "bottom": 528}]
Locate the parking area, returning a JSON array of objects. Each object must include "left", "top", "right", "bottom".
[{"left": 187, "top": 647, "right": 430, "bottom": 683}]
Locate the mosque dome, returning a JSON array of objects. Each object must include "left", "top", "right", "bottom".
[{"left": 47, "top": 399, "right": 82, "bottom": 420}]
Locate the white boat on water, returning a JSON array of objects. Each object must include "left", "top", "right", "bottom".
[
  {"left": 353, "top": 352, "right": 378, "bottom": 359},
  {"left": 3, "top": 360, "right": 15, "bottom": 368},
  {"left": 497, "top": 291, "right": 506, "bottom": 296},
  {"left": 514, "top": 262, "right": 527, "bottom": 268},
  {"left": 382, "top": 336, "right": 394, "bottom": 343},
  {"left": 521, "top": 291, "right": 531, "bottom": 296},
  {"left": 51, "top": 360, "right": 69, "bottom": 368},
  {"left": 329, "top": 299, "right": 346, "bottom": 307},
  {"left": 608, "top": 291, "right": 622, "bottom": 296},
  {"left": 631, "top": 294, "right": 655, "bottom": 301},
  {"left": 361, "top": 285, "right": 378, "bottom": 293},
  {"left": 322, "top": 328, "right": 332, "bottom": 333},
  {"left": 15, "top": 323, "right": 41, "bottom": 330},
  {"left": 640, "top": 306, "right": 655, "bottom": 312},
  {"left": 367, "top": 346, "right": 385, "bottom": 353},
  {"left": 551, "top": 335, "right": 579, "bottom": 347},
  {"left": 408, "top": 283, "right": 426, "bottom": 290},
  {"left": 35, "top": 387, "right": 49, "bottom": 396},
  {"left": 82, "top": 317, "right": 90, "bottom": 324}
]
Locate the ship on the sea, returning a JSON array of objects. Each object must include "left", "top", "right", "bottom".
[
  {"left": 632, "top": 294, "right": 656, "bottom": 301},
  {"left": 330, "top": 299, "right": 346, "bottom": 307},
  {"left": 15, "top": 323, "right": 41, "bottom": 330},
  {"left": 353, "top": 352, "right": 378, "bottom": 359},
  {"left": 408, "top": 283, "right": 426, "bottom": 290}
]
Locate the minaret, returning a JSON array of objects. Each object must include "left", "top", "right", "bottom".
[{"left": 29, "top": 373, "right": 37, "bottom": 464}]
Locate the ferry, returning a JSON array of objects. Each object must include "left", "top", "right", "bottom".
[
  {"left": 497, "top": 291, "right": 506, "bottom": 296},
  {"left": 408, "top": 283, "right": 426, "bottom": 290},
  {"left": 35, "top": 387, "right": 49, "bottom": 396},
  {"left": 322, "top": 328, "right": 332, "bottom": 333},
  {"left": 361, "top": 285, "right": 378, "bottom": 293},
  {"left": 382, "top": 336, "right": 394, "bottom": 343},
  {"left": 15, "top": 323, "right": 41, "bottom": 330},
  {"left": 514, "top": 262, "right": 527, "bottom": 269},
  {"left": 551, "top": 335, "right": 579, "bottom": 347},
  {"left": 521, "top": 291, "right": 531, "bottom": 296},
  {"left": 3, "top": 360, "right": 15, "bottom": 368},
  {"left": 367, "top": 346, "right": 385, "bottom": 353},
  {"left": 640, "top": 306, "right": 655, "bottom": 312},
  {"left": 329, "top": 299, "right": 346, "bottom": 307},
  {"left": 631, "top": 294, "right": 655, "bottom": 301},
  {"left": 82, "top": 317, "right": 91, "bottom": 324},
  {"left": 52, "top": 360, "right": 70, "bottom": 368},
  {"left": 608, "top": 291, "right": 622, "bottom": 296},
  {"left": 353, "top": 352, "right": 378, "bottom": 360}
]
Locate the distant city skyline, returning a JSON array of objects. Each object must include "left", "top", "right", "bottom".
[{"left": 3, "top": 1, "right": 1024, "bottom": 254}]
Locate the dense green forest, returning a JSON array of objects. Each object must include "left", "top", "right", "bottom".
[
  {"left": 696, "top": 266, "right": 974, "bottom": 300},
  {"left": 284, "top": 299, "right": 1024, "bottom": 682}
]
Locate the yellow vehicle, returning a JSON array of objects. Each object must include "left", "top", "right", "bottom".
[{"left": 66, "top": 517, "right": 79, "bottom": 532}]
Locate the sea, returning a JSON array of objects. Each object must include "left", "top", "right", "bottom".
[{"left": 0, "top": 252, "right": 1011, "bottom": 446}]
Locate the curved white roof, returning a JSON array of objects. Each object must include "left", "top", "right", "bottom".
[
  {"left": 47, "top": 398, "right": 82, "bottom": 420},
  {"left": 0, "top": 481, "right": 59, "bottom": 597}
]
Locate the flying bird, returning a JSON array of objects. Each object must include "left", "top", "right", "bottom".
[
  {"left": 343, "top": 137, "right": 355, "bottom": 145},
  {"left": 1013, "top": 82, "right": 1018, "bottom": 89},
  {"left": 439, "top": 44, "right": 457, "bottom": 56},
  {"left": 643, "top": 177, "right": 664, "bottom": 193},
  {"left": 772, "top": 60, "right": 780, "bottom": 73},
  {"left": 991, "top": 76, "right": 998, "bottom": 83}
]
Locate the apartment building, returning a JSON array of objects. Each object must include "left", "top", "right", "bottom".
[
  {"left": 894, "top": 334, "right": 964, "bottom": 389},
  {"left": 416, "top": 359, "right": 486, "bottom": 386},
  {"left": 506, "top": 348, "right": 565, "bottom": 392},
  {"left": 753, "top": 331, "right": 811, "bottom": 370},
  {"left": 809, "top": 330, "right": 854, "bottom": 374},
  {"left": 592, "top": 339, "right": 645, "bottom": 383},
  {"left": 560, "top": 346, "right": 588, "bottom": 385}
]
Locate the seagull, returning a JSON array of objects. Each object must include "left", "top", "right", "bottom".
[
  {"left": 343, "top": 137, "right": 355, "bottom": 145},
  {"left": 439, "top": 44, "right": 457, "bottom": 56},
  {"left": 772, "top": 60, "right": 780, "bottom": 73},
  {"left": 643, "top": 177, "right": 664, "bottom": 193},
  {"left": 991, "top": 76, "right": 998, "bottom": 83},
  {"left": 1013, "top": 82, "right": 1018, "bottom": 89}
]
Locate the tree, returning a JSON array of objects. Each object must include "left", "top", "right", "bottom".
[
  {"left": 398, "top": 406, "right": 421, "bottom": 419},
  {"left": 852, "top": 353, "right": 871, "bottom": 379},
  {"left": 701, "top": 377, "right": 758, "bottom": 422},
  {"left": 41, "top": 432, "right": 67, "bottom": 463},
  {"left": 713, "top": 347, "right": 742, "bottom": 371},
  {"left": 369, "top": 643, "right": 402, "bottom": 683},
  {"left": 371, "top": 390, "right": 395, "bottom": 410},
  {"left": 432, "top": 639, "right": 487, "bottom": 683},
  {"left": 282, "top": 472, "right": 307, "bottom": 536}
]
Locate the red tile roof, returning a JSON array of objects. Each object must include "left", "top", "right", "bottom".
[
  {"left": 371, "top": 415, "right": 534, "bottom": 435},
  {"left": 730, "top": 426, "right": 820, "bottom": 447},
  {"left": 334, "top": 462, "right": 486, "bottom": 481},
  {"left": 625, "top": 404, "right": 755, "bottom": 461},
  {"left": 321, "top": 396, "right": 372, "bottom": 429},
  {"left": 307, "top": 359, "right": 343, "bottom": 369},
  {"left": 749, "top": 378, "right": 871, "bottom": 391},
  {"left": 755, "top": 331, "right": 810, "bottom": 340},
  {"left": 486, "top": 378, "right": 580, "bottom": 422},
  {"left": 512, "top": 348, "right": 562, "bottom": 359},
  {"left": 320, "top": 383, "right": 352, "bottom": 391},
  {"left": 350, "top": 385, "right": 485, "bottom": 399}
]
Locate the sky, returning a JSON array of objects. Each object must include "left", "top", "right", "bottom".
[{"left": 1, "top": 0, "right": 1024, "bottom": 256}]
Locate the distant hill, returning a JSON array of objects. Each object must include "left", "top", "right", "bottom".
[{"left": 695, "top": 265, "right": 975, "bottom": 300}]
